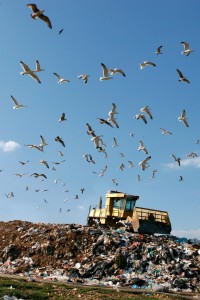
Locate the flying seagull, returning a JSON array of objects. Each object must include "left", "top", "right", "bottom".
[
  {"left": 58, "top": 113, "right": 67, "bottom": 123},
  {"left": 128, "top": 161, "right": 134, "bottom": 168},
  {"left": 160, "top": 128, "right": 172, "bottom": 135},
  {"left": 134, "top": 113, "right": 147, "bottom": 124},
  {"left": 140, "top": 61, "right": 156, "bottom": 69},
  {"left": 109, "top": 102, "right": 119, "bottom": 115},
  {"left": 26, "top": 4, "right": 52, "bottom": 29},
  {"left": 137, "top": 140, "right": 148, "bottom": 154},
  {"left": 34, "top": 60, "right": 45, "bottom": 72},
  {"left": 40, "top": 160, "right": 49, "bottom": 169},
  {"left": 178, "top": 109, "right": 189, "bottom": 127},
  {"left": 176, "top": 69, "right": 190, "bottom": 84},
  {"left": 55, "top": 136, "right": 65, "bottom": 147},
  {"left": 139, "top": 156, "right": 151, "bottom": 171},
  {"left": 59, "top": 28, "right": 64, "bottom": 34},
  {"left": 100, "top": 63, "right": 113, "bottom": 80},
  {"left": 11, "top": 95, "right": 28, "bottom": 109},
  {"left": 78, "top": 74, "right": 90, "bottom": 84},
  {"left": 140, "top": 106, "right": 153, "bottom": 119},
  {"left": 181, "top": 42, "right": 193, "bottom": 56},
  {"left": 186, "top": 152, "right": 198, "bottom": 158},
  {"left": 109, "top": 68, "right": 126, "bottom": 77},
  {"left": 112, "top": 137, "right": 119, "bottom": 147},
  {"left": 30, "top": 173, "right": 47, "bottom": 179},
  {"left": 20, "top": 61, "right": 41, "bottom": 83},
  {"left": 53, "top": 72, "right": 70, "bottom": 84},
  {"left": 25, "top": 144, "right": 43, "bottom": 152},
  {"left": 97, "top": 118, "right": 113, "bottom": 127},
  {"left": 40, "top": 135, "right": 48, "bottom": 148},
  {"left": 171, "top": 154, "right": 181, "bottom": 166},
  {"left": 155, "top": 45, "right": 163, "bottom": 55}
]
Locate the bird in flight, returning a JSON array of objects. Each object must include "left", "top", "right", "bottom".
[
  {"left": 100, "top": 63, "right": 113, "bottom": 80},
  {"left": 58, "top": 113, "right": 67, "bottom": 123},
  {"left": 140, "top": 61, "right": 156, "bottom": 69},
  {"left": 31, "top": 173, "right": 47, "bottom": 179},
  {"left": 40, "top": 160, "right": 49, "bottom": 169},
  {"left": 34, "top": 60, "right": 45, "bottom": 72},
  {"left": 139, "top": 156, "right": 151, "bottom": 170},
  {"left": 20, "top": 61, "right": 41, "bottom": 83},
  {"left": 137, "top": 140, "right": 148, "bottom": 154},
  {"left": 180, "top": 42, "right": 193, "bottom": 56},
  {"left": 176, "top": 69, "right": 190, "bottom": 84},
  {"left": 171, "top": 154, "right": 181, "bottom": 166},
  {"left": 160, "top": 128, "right": 172, "bottom": 135},
  {"left": 11, "top": 95, "right": 28, "bottom": 109},
  {"left": 53, "top": 73, "right": 70, "bottom": 84},
  {"left": 134, "top": 113, "right": 147, "bottom": 124},
  {"left": 59, "top": 28, "right": 64, "bottom": 34},
  {"left": 97, "top": 118, "right": 113, "bottom": 127},
  {"left": 26, "top": 4, "right": 52, "bottom": 29},
  {"left": 140, "top": 106, "right": 153, "bottom": 119},
  {"left": 55, "top": 136, "right": 65, "bottom": 147},
  {"left": 40, "top": 135, "right": 48, "bottom": 148},
  {"left": 109, "top": 67, "right": 126, "bottom": 77},
  {"left": 155, "top": 45, "right": 163, "bottom": 55},
  {"left": 78, "top": 74, "right": 90, "bottom": 84},
  {"left": 178, "top": 109, "right": 189, "bottom": 127}
]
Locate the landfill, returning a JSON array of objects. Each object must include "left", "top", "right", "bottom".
[{"left": 0, "top": 220, "right": 200, "bottom": 294}]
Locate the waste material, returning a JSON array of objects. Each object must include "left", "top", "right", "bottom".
[{"left": 0, "top": 220, "right": 199, "bottom": 293}]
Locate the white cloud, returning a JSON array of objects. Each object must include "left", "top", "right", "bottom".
[
  {"left": 171, "top": 228, "right": 200, "bottom": 240},
  {"left": 162, "top": 157, "right": 200, "bottom": 169},
  {"left": 0, "top": 140, "right": 21, "bottom": 152}
]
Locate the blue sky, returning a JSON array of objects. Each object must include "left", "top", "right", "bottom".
[{"left": 0, "top": 1, "right": 199, "bottom": 239}]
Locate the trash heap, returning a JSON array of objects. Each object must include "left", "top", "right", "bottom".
[{"left": 0, "top": 220, "right": 200, "bottom": 293}]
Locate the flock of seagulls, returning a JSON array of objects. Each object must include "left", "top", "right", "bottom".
[{"left": 1, "top": 3, "right": 198, "bottom": 218}]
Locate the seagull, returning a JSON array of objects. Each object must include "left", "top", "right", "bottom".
[
  {"left": 179, "top": 176, "right": 184, "bottom": 181},
  {"left": 78, "top": 74, "right": 90, "bottom": 84},
  {"left": 112, "top": 137, "right": 119, "bottom": 147},
  {"left": 97, "top": 118, "right": 113, "bottom": 127},
  {"left": 128, "top": 161, "right": 134, "bottom": 168},
  {"left": 150, "top": 169, "right": 157, "bottom": 179},
  {"left": 176, "top": 69, "right": 190, "bottom": 84},
  {"left": 40, "top": 160, "right": 49, "bottom": 169},
  {"left": 109, "top": 68, "right": 126, "bottom": 77},
  {"left": 20, "top": 61, "right": 41, "bottom": 83},
  {"left": 59, "top": 28, "right": 64, "bottom": 34},
  {"left": 25, "top": 186, "right": 29, "bottom": 191},
  {"left": 178, "top": 109, "right": 189, "bottom": 127},
  {"left": 11, "top": 95, "right": 28, "bottom": 109},
  {"left": 4, "top": 192, "right": 14, "bottom": 198},
  {"left": 134, "top": 113, "right": 147, "bottom": 124},
  {"left": 181, "top": 42, "right": 193, "bottom": 56},
  {"left": 40, "top": 135, "right": 48, "bottom": 147},
  {"left": 119, "top": 152, "right": 125, "bottom": 158},
  {"left": 140, "top": 106, "right": 153, "bottom": 119},
  {"left": 155, "top": 45, "right": 163, "bottom": 55},
  {"left": 100, "top": 63, "right": 113, "bottom": 80},
  {"left": 58, "top": 113, "right": 67, "bottom": 123},
  {"left": 25, "top": 144, "right": 43, "bottom": 152},
  {"left": 53, "top": 72, "right": 70, "bottom": 84},
  {"left": 19, "top": 160, "right": 29, "bottom": 166},
  {"left": 112, "top": 178, "right": 118, "bottom": 186},
  {"left": 137, "top": 174, "right": 141, "bottom": 181},
  {"left": 88, "top": 154, "right": 95, "bottom": 164},
  {"left": 13, "top": 173, "right": 27, "bottom": 178},
  {"left": 138, "top": 140, "right": 148, "bottom": 154},
  {"left": 99, "top": 165, "right": 107, "bottom": 177},
  {"left": 186, "top": 152, "right": 198, "bottom": 158},
  {"left": 139, "top": 156, "right": 151, "bottom": 170},
  {"left": 80, "top": 188, "right": 85, "bottom": 194},
  {"left": 86, "top": 123, "right": 96, "bottom": 137},
  {"left": 59, "top": 151, "right": 65, "bottom": 157},
  {"left": 91, "top": 135, "right": 105, "bottom": 149},
  {"left": 119, "top": 163, "right": 125, "bottom": 171},
  {"left": 107, "top": 112, "right": 119, "bottom": 128},
  {"left": 75, "top": 195, "right": 79, "bottom": 199},
  {"left": 109, "top": 103, "right": 119, "bottom": 115},
  {"left": 31, "top": 173, "right": 47, "bottom": 179},
  {"left": 196, "top": 139, "right": 199, "bottom": 144},
  {"left": 129, "top": 132, "right": 134, "bottom": 138},
  {"left": 140, "top": 61, "right": 156, "bottom": 69},
  {"left": 171, "top": 154, "right": 181, "bottom": 166},
  {"left": 34, "top": 60, "right": 45, "bottom": 72},
  {"left": 26, "top": 4, "right": 52, "bottom": 29},
  {"left": 55, "top": 136, "right": 65, "bottom": 147},
  {"left": 160, "top": 128, "right": 172, "bottom": 135}
]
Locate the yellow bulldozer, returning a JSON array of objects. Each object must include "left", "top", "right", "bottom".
[{"left": 87, "top": 190, "right": 171, "bottom": 234}]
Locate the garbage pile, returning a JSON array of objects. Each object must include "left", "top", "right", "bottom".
[{"left": 0, "top": 220, "right": 200, "bottom": 293}]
